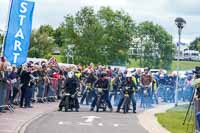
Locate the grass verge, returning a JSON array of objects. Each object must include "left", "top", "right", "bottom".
[
  {"left": 156, "top": 105, "right": 194, "bottom": 133},
  {"left": 129, "top": 59, "right": 200, "bottom": 71}
]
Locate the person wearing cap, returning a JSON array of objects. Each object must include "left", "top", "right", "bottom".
[
  {"left": 90, "top": 71, "right": 113, "bottom": 112},
  {"left": 116, "top": 72, "right": 138, "bottom": 113},
  {"left": 19, "top": 64, "right": 35, "bottom": 108}
]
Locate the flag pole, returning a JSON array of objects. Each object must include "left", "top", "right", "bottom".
[{"left": 1, "top": 0, "right": 13, "bottom": 57}]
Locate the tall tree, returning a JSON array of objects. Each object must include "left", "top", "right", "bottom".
[
  {"left": 28, "top": 26, "right": 55, "bottom": 58},
  {"left": 53, "top": 26, "right": 65, "bottom": 47},
  {"left": 190, "top": 37, "right": 200, "bottom": 51},
  {"left": 97, "top": 7, "right": 135, "bottom": 65},
  {"left": 134, "top": 21, "right": 174, "bottom": 69},
  {"left": 39, "top": 25, "right": 54, "bottom": 36},
  {"left": 60, "top": 6, "right": 135, "bottom": 65}
]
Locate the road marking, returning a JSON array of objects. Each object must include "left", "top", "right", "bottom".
[
  {"left": 58, "top": 121, "right": 64, "bottom": 125},
  {"left": 79, "top": 122, "right": 92, "bottom": 126},
  {"left": 0, "top": 130, "right": 14, "bottom": 133},
  {"left": 58, "top": 121, "right": 72, "bottom": 125},
  {"left": 1, "top": 118, "right": 25, "bottom": 122},
  {"left": 98, "top": 123, "right": 103, "bottom": 126},
  {"left": 82, "top": 116, "right": 100, "bottom": 123},
  {"left": 113, "top": 124, "right": 119, "bottom": 127}
]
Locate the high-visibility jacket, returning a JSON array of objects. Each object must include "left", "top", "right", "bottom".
[
  {"left": 132, "top": 76, "right": 137, "bottom": 86},
  {"left": 75, "top": 72, "right": 81, "bottom": 79},
  {"left": 152, "top": 79, "right": 158, "bottom": 91}
]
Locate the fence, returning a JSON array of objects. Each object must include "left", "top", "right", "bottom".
[
  {"left": 0, "top": 81, "right": 14, "bottom": 112},
  {"left": 0, "top": 78, "right": 60, "bottom": 112}
]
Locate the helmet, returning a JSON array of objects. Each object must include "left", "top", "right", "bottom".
[
  {"left": 101, "top": 72, "right": 107, "bottom": 78},
  {"left": 160, "top": 74, "right": 164, "bottom": 78},
  {"left": 126, "top": 72, "right": 132, "bottom": 78},
  {"left": 68, "top": 71, "right": 74, "bottom": 78}
]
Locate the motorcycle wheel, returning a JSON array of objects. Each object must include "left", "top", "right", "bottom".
[
  {"left": 65, "top": 97, "right": 69, "bottom": 112},
  {"left": 123, "top": 97, "right": 129, "bottom": 114},
  {"left": 96, "top": 97, "right": 100, "bottom": 112},
  {"left": 103, "top": 106, "right": 106, "bottom": 112}
]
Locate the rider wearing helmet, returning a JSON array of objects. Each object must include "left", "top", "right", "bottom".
[
  {"left": 90, "top": 71, "right": 113, "bottom": 112},
  {"left": 116, "top": 72, "right": 138, "bottom": 113},
  {"left": 80, "top": 71, "right": 97, "bottom": 105},
  {"left": 58, "top": 71, "right": 80, "bottom": 111}
]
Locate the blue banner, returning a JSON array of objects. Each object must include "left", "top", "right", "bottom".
[
  {"left": 177, "top": 42, "right": 185, "bottom": 46},
  {"left": 4, "top": 0, "right": 35, "bottom": 66}
]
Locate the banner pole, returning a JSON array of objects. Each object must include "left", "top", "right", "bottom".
[{"left": 1, "top": 0, "right": 13, "bottom": 57}]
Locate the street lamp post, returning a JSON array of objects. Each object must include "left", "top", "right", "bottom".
[
  {"left": 65, "top": 44, "right": 75, "bottom": 64},
  {"left": 174, "top": 17, "right": 186, "bottom": 106}
]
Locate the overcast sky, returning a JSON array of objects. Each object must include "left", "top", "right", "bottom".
[{"left": 0, "top": 0, "right": 200, "bottom": 43}]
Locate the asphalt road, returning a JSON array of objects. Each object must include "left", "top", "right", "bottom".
[{"left": 25, "top": 107, "right": 148, "bottom": 133}]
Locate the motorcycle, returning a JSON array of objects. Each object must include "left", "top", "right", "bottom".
[
  {"left": 96, "top": 88, "right": 107, "bottom": 112},
  {"left": 140, "top": 85, "right": 151, "bottom": 108},
  {"left": 143, "top": 85, "right": 151, "bottom": 97},
  {"left": 122, "top": 87, "right": 131, "bottom": 113},
  {"left": 63, "top": 90, "right": 80, "bottom": 112},
  {"left": 85, "top": 84, "right": 93, "bottom": 104}
]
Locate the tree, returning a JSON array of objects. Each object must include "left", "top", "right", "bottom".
[
  {"left": 60, "top": 6, "right": 135, "bottom": 65},
  {"left": 133, "top": 21, "right": 174, "bottom": 69},
  {"left": 38, "top": 25, "right": 54, "bottom": 36},
  {"left": 53, "top": 26, "right": 65, "bottom": 47},
  {"left": 28, "top": 26, "right": 55, "bottom": 58},
  {"left": 97, "top": 7, "right": 135, "bottom": 65},
  {"left": 190, "top": 37, "right": 200, "bottom": 51}
]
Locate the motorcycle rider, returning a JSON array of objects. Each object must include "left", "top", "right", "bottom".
[
  {"left": 110, "top": 72, "right": 125, "bottom": 106},
  {"left": 140, "top": 67, "right": 153, "bottom": 108},
  {"left": 80, "top": 71, "right": 97, "bottom": 105},
  {"left": 90, "top": 72, "right": 113, "bottom": 112},
  {"left": 58, "top": 71, "right": 80, "bottom": 112},
  {"left": 116, "top": 72, "right": 138, "bottom": 113}
]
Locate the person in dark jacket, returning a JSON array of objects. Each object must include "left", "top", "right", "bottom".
[
  {"left": 58, "top": 71, "right": 80, "bottom": 112},
  {"left": 80, "top": 72, "right": 96, "bottom": 105},
  {"left": 20, "top": 64, "right": 34, "bottom": 108},
  {"left": 110, "top": 73, "right": 125, "bottom": 106},
  {"left": 116, "top": 73, "right": 138, "bottom": 113},
  {"left": 90, "top": 72, "right": 113, "bottom": 112}
]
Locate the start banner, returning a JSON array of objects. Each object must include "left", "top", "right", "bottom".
[{"left": 4, "top": 0, "right": 35, "bottom": 66}]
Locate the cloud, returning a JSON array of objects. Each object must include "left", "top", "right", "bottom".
[
  {"left": 167, "top": 0, "right": 200, "bottom": 16},
  {"left": 0, "top": 0, "right": 200, "bottom": 43}
]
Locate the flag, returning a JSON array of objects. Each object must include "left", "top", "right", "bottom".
[
  {"left": 176, "top": 42, "right": 185, "bottom": 46},
  {"left": 3, "top": 0, "right": 35, "bottom": 66}
]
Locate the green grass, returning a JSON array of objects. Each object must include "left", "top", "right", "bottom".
[
  {"left": 54, "top": 55, "right": 64, "bottom": 63},
  {"left": 129, "top": 59, "right": 200, "bottom": 71},
  {"left": 171, "top": 61, "right": 200, "bottom": 71},
  {"left": 156, "top": 105, "right": 194, "bottom": 133}
]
